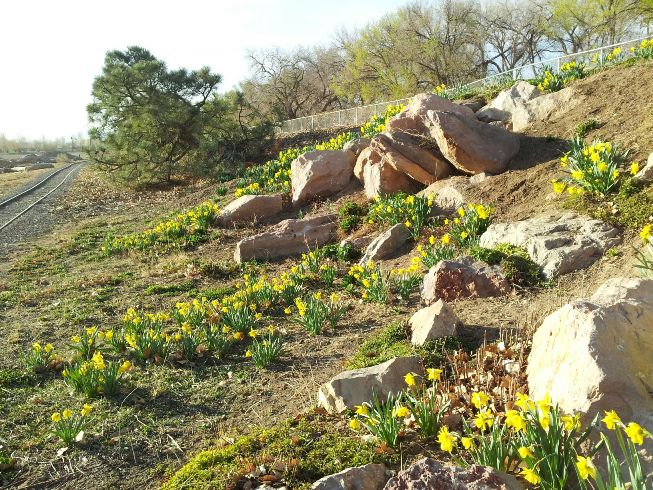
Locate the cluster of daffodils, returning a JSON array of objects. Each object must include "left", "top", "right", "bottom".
[
  {"left": 536, "top": 61, "right": 585, "bottom": 92},
  {"left": 432, "top": 83, "right": 448, "bottom": 98},
  {"left": 367, "top": 193, "right": 434, "bottom": 240},
  {"left": 24, "top": 342, "right": 63, "bottom": 373},
  {"left": 314, "top": 132, "right": 356, "bottom": 151},
  {"left": 552, "top": 138, "right": 629, "bottom": 196},
  {"left": 348, "top": 261, "right": 390, "bottom": 304},
  {"left": 359, "top": 103, "right": 405, "bottom": 139},
  {"left": 635, "top": 224, "right": 653, "bottom": 277},
  {"left": 51, "top": 403, "right": 94, "bottom": 444},
  {"left": 102, "top": 200, "right": 220, "bottom": 254},
  {"left": 631, "top": 38, "right": 653, "bottom": 59},
  {"left": 291, "top": 291, "right": 346, "bottom": 335},
  {"left": 62, "top": 350, "right": 132, "bottom": 397}
]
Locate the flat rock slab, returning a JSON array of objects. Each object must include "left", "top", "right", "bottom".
[
  {"left": 292, "top": 150, "right": 355, "bottom": 205},
  {"left": 409, "top": 299, "right": 459, "bottom": 346},
  {"left": 528, "top": 277, "right": 653, "bottom": 470},
  {"left": 218, "top": 194, "right": 283, "bottom": 226},
  {"left": 234, "top": 214, "right": 337, "bottom": 263},
  {"left": 422, "top": 258, "right": 510, "bottom": 304},
  {"left": 479, "top": 213, "right": 621, "bottom": 279},
  {"left": 318, "top": 357, "right": 423, "bottom": 414},
  {"left": 359, "top": 223, "right": 410, "bottom": 265},
  {"left": 383, "top": 458, "right": 524, "bottom": 490},
  {"left": 427, "top": 110, "right": 520, "bottom": 175},
  {"left": 312, "top": 464, "right": 387, "bottom": 490}
]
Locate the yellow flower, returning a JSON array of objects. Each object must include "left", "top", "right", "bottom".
[
  {"left": 429, "top": 235, "right": 436, "bottom": 245},
  {"left": 625, "top": 422, "right": 647, "bottom": 445},
  {"left": 571, "top": 169, "right": 584, "bottom": 180},
  {"left": 91, "top": 351, "right": 106, "bottom": 370},
  {"left": 394, "top": 406, "right": 410, "bottom": 418},
  {"left": 460, "top": 231, "right": 469, "bottom": 240},
  {"left": 520, "top": 467, "right": 541, "bottom": 485},
  {"left": 404, "top": 372, "right": 417, "bottom": 387},
  {"left": 457, "top": 207, "right": 465, "bottom": 217},
  {"left": 631, "top": 162, "right": 640, "bottom": 175},
  {"left": 81, "top": 404, "right": 93, "bottom": 416},
  {"left": 32, "top": 342, "right": 42, "bottom": 352},
  {"left": 471, "top": 391, "right": 489, "bottom": 409},
  {"left": 505, "top": 410, "right": 526, "bottom": 432},
  {"left": 427, "top": 368, "right": 442, "bottom": 381},
  {"left": 596, "top": 161, "right": 608, "bottom": 172},
  {"left": 441, "top": 234, "right": 451, "bottom": 245},
  {"left": 44, "top": 343, "right": 54, "bottom": 353},
  {"left": 518, "top": 446, "right": 533, "bottom": 459},
  {"left": 118, "top": 360, "right": 132, "bottom": 374},
  {"left": 552, "top": 180, "right": 566, "bottom": 194},
  {"left": 562, "top": 414, "right": 580, "bottom": 432},
  {"left": 474, "top": 410, "right": 494, "bottom": 431},
  {"left": 71, "top": 335, "right": 81, "bottom": 343},
  {"left": 51, "top": 412, "right": 62, "bottom": 422},
  {"left": 349, "top": 419, "right": 361, "bottom": 430},
  {"left": 245, "top": 350, "right": 252, "bottom": 358},
  {"left": 355, "top": 404, "right": 369, "bottom": 416},
  {"left": 62, "top": 409, "right": 73, "bottom": 420},
  {"left": 576, "top": 456, "right": 596, "bottom": 480},
  {"left": 437, "top": 426, "right": 457, "bottom": 453},
  {"left": 515, "top": 393, "right": 534, "bottom": 411},
  {"left": 105, "top": 330, "right": 114, "bottom": 340},
  {"left": 602, "top": 410, "right": 621, "bottom": 430},
  {"left": 461, "top": 436, "right": 473, "bottom": 449},
  {"left": 641, "top": 224, "right": 652, "bottom": 242},
  {"left": 404, "top": 220, "right": 412, "bottom": 228},
  {"left": 560, "top": 155, "right": 569, "bottom": 167},
  {"left": 613, "top": 170, "right": 620, "bottom": 179}
]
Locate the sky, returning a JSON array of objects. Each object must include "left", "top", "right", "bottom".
[{"left": 0, "top": 0, "right": 406, "bottom": 141}]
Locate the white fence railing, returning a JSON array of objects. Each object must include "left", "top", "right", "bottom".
[{"left": 280, "top": 36, "right": 650, "bottom": 134}]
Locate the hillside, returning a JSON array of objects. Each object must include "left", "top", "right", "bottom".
[{"left": 1, "top": 58, "right": 653, "bottom": 490}]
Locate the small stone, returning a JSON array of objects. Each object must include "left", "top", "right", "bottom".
[
  {"left": 409, "top": 300, "right": 459, "bottom": 346},
  {"left": 359, "top": 224, "right": 410, "bottom": 264},
  {"left": 311, "top": 463, "right": 387, "bottom": 490}
]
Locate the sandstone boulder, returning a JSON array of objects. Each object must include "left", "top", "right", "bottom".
[
  {"left": 469, "top": 172, "right": 494, "bottom": 186},
  {"left": 528, "top": 277, "right": 653, "bottom": 459},
  {"left": 340, "top": 234, "right": 376, "bottom": 251},
  {"left": 479, "top": 213, "right": 621, "bottom": 279},
  {"left": 234, "top": 214, "right": 337, "bottom": 263},
  {"left": 409, "top": 299, "right": 459, "bottom": 346},
  {"left": 312, "top": 464, "right": 387, "bottom": 490},
  {"left": 318, "top": 357, "right": 423, "bottom": 413},
  {"left": 476, "top": 81, "right": 541, "bottom": 123},
  {"left": 354, "top": 147, "right": 380, "bottom": 183},
  {"left": 427, "top": 110, "right": 520, "bottom": 174},
  {"left": 418, "top": 178, "right": 471, "bottom": 215},
  {"left": 343, "top": 138, "right": 372, "bottom": 159},
  {"left": 386, "top": 93, "right": 475, "bottom": 136},
  {"left": 383, "top": 458, "right": 524, "bottom": 490},
  {"left": 370, "top": 132, "right": 452, "bottom": 185},
  {"left": 634, "top": 152, "right": 653, "bottom": 183},
  {"left": 218, "top": 194, "right": 284, "bottom": 226},
  {"left": 292, "top": 150, "right": 355, "bottom": 205},
  {"left": 421, "top": 258, "right": 510, "bottom": 304},
  {"left": 511, "top": 87, "right": 579, "bottom": 132},
  {"left": 359, "top": 223, "right": 410, "bottom": 265},
  {"left": 363, "top": 158, "right": 421, "bottom": 199},
  {"left": 457, "top": 96, "right": 486, "bottom": 113}
]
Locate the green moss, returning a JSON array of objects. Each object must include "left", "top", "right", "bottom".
[
  {"left": 565, "top": 179, "right": 653, "bottom": 230},
  {"left": 346, "top": 321, "right": 412, "bottom": 369},
  {"left": 467, "top": 245, "right": 504, "bottom": 265},
  {"left": 162, "top": 414, "right": 386, "bottom": 490}
]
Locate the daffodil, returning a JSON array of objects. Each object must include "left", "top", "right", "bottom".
[
  {"left": 602, "top": 410, "right": 621, "bottom": 430},
  {"left": 518, "top": 446, "right": 533, "bottom": 459},
  {"left": 505, "top": 409, "right": 526, "bottom": 432},
  {"left": 427, "top": 368, "right": 442, "bottom": 381},
  {"left": 437, "top": 426, "right": 457, "bottom": 453},
  {"left": 394, "top": 406, "right": 410, "bottom": 418},
  {"left": 461, "top": 436, "right": 473, "bottom": 449},
  {"left": 51, "top": 412, "right": 62, "bottom": 422},
  {"left": 349, "top": 419, "right": 361, "bottom": 430},
  {"left": 404, "top": 372, "right": 416, "bottom": 387},
  {"left": 474, "top": 410, "right": 494, "bottom": 431},
  {"left": 625, "top": 422, "right": 647, "bottom": 445},
  {"left": 576, "top": 456, "right": 596, "bottom": 480},
  {"left": 520, "top": 467, "right": 540, "bottom": 485},
  {"left": 471, "top": 391, "right": 489, "bottom": 409},
  {"left": 355, "top": 404, "right": 369, "bottom": 416},
  {"left": 81, "top": 404, "right": 93, "bottom": 416}
]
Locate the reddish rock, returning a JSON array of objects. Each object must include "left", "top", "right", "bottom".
[
  {"left": 363, "top": 158, "right": 421, "bottom": 199},
  {"left": 291, "top": 150, "right": 355, "bottom": 205},
  {"left": 386, "top": 94, "right": 475, "bottom": 136},
  {"left": 218, "top": 194, "right": 283, "bottom": 226}
]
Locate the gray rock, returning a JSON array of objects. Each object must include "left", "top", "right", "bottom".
[
  {"left": 479, "top": 213, "right": 621, "bottom": 279},
  {"left": 469, "top": 172, "right": 494, "bottom": 186},
  {"left": 422, "top": 258, "right": 510, "bottom": 304},
  {"left": 318, "top": 357, "right": 423, "bottom": 413},
  {"left": 409, "top": 299, "right": 459, "bottom": 346},
  {"left": 512, "top": 87, "right": 579, "bottom": 132},
  {"left": 218, "top": 194, "right": 283, "bottom": 226},
  {"left": 341, "top": 234, "right": 376, "bottom": 251},
  {"left": 234, "top": 214, "right": 337, "bottom": 263},
  {"left": 476, "top": 81, "right": 541, "bottom": 123},
  {"left": 383, "top": 458, "right": 524, "bottom": 490},
  {"left": 312, "top": 464, "right": 388, "bottom": 490},
  {"left": 359, "top": 223, "right": 410, "bottom": 264}
]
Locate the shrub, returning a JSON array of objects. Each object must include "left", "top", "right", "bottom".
[{"left": 338, "top": 201, "right": 366, "bottom": 232}]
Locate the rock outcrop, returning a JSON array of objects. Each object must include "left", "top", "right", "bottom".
[
  {"left": 386, "top": 94, "right": 475, "bottom": 136},
  {"left": 476, "top": 81, "right": 541, "bottom": 123},
  {"left": 427, "top": 110, "right": 520, "bottom": 174},
  {"left": 234, "top": 214, "right": 337, "bottom": 263},
  {"left": 421, "top": 258, "right": 510, "bottom": 304},
  {"left": 409, "top": 299, "right": 459, "bottom": 346},
  {"left": 479, "top": 213, "right": 621, "bottom": 279},
  {"left": 383, "top": 458, "right": 524, "bottom": 490},
  {"left": 359, "top": 223, "right": 410, "bottom": 264},
  {"left": 511, "top": 87, "right": 578, "bottom": 132},
  {"left": 363, "top": 157, "right": 421, "bottom": 198},
  {"left": 318, "top": 357, "right": 423, "bottom": 413},
  {"left": 291, "top": 150, "right": 355, "bottom": 205},
  {"left": 218, "top": 194, "right": 284, "bottom": 226}
]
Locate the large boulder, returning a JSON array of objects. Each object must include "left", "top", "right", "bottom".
[
  {"left": 479, "top": 213, "right": 621, "bottom": 279},
  {"left": 421, "top": 258, "right": 510, "bottom": 304},
  {"left": 383, "top": 458, "right": 524, "bottom": 490},
  {"left": 218, "top": 194, "right": 284, "bottom": 226},
  {"left": 511, "top": 87, "right": 579, "bottom": 132},
  {"left": 343, "top": 138, "right": 372, "bottom": 159},
  {"left": 318, "top": 357, "right": 423, "bottom": 413},
  {"left": 354, "top": 147, "right": 380, "bottom": 183},
  {"left": 312, "top": 464, "right": 388, "bottom": 490},
  {"left": 291, "top": 150, "right": 355, "bottom": 205},
  {"left": 359, "top": 223, "right": 410, "bottom": 265},
  {"left": 409, "top": 299, "right": 459, "bottom": 346},
  {"left": 386, "top": 94, "right": 475, "bottom": 136},
  {"left": 427, "top": 110, "right": 520, "bottom": 175},
  {"left": 234, "top": 214, "right": 337, "bottom": 263},
  {"left": 528, "top": 277, "right": 653, "bottom": 460},
  {"left": 370, "top": 132, "right": 452, "bottom": 185},
  {"left": 476, "top": 81, "right": 541, "bottom": 123},
  {"left": 363, "top": 157, "right": 421, "bottom": 199}
]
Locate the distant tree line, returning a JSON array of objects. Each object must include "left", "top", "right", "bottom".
[
  {"left": 241, "top": 0, "right": 653, "bottom": 120},
  {"left": 0, "top": 134, "right": 89, "bottom": 154}
]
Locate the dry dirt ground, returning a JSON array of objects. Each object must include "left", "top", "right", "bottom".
[
  {"left": 0, "top": 163, "right": 69, "bottom": 200},
  {"left": 0, "top": 61, "right": 652, "bottom": 489}
]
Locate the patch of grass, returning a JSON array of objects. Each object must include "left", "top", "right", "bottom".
[
  {"left": 346, "top": 321, "right": 412, "bottom": 370},
  {"left": 145, "top": 281, "right": 196, "bottom": 296},
  {"left": 338, "top": 201, "right": 367, "bottom": 233},
  {"left": 162, "top": 412, "right": 388, "bottom": 490},
  {"left": 565, "top": 179, "right": 653, "bottom": 229},
  {"left": 190, "top": 285, "right": 236, "bottom": 301},
  {"left": 468, "top": 244, "right": 543, "bottom": 288},
  {"left": 574, "top": 118, "right": 599, "bottom": 138}
]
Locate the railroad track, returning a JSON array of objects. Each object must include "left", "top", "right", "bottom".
[{"left": 0, "top": 162, "right": 83, "bottom": 233}]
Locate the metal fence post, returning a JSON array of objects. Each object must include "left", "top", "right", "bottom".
[
  {"left": 355, "top": 107, "right": 358, "bottom": 125},
  {"left": 512, "top": 67, "right": 517, "bottom": 80},
  {"left": 556, "top": 57, "right": 561, "bottom": 74},
  {"left": 599, "top": 47, "right": 604, "bottom": 64}
]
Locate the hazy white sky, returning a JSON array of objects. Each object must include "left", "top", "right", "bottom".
[{"left": 1, "top": 0, "right": 406, "bottom": 141}]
